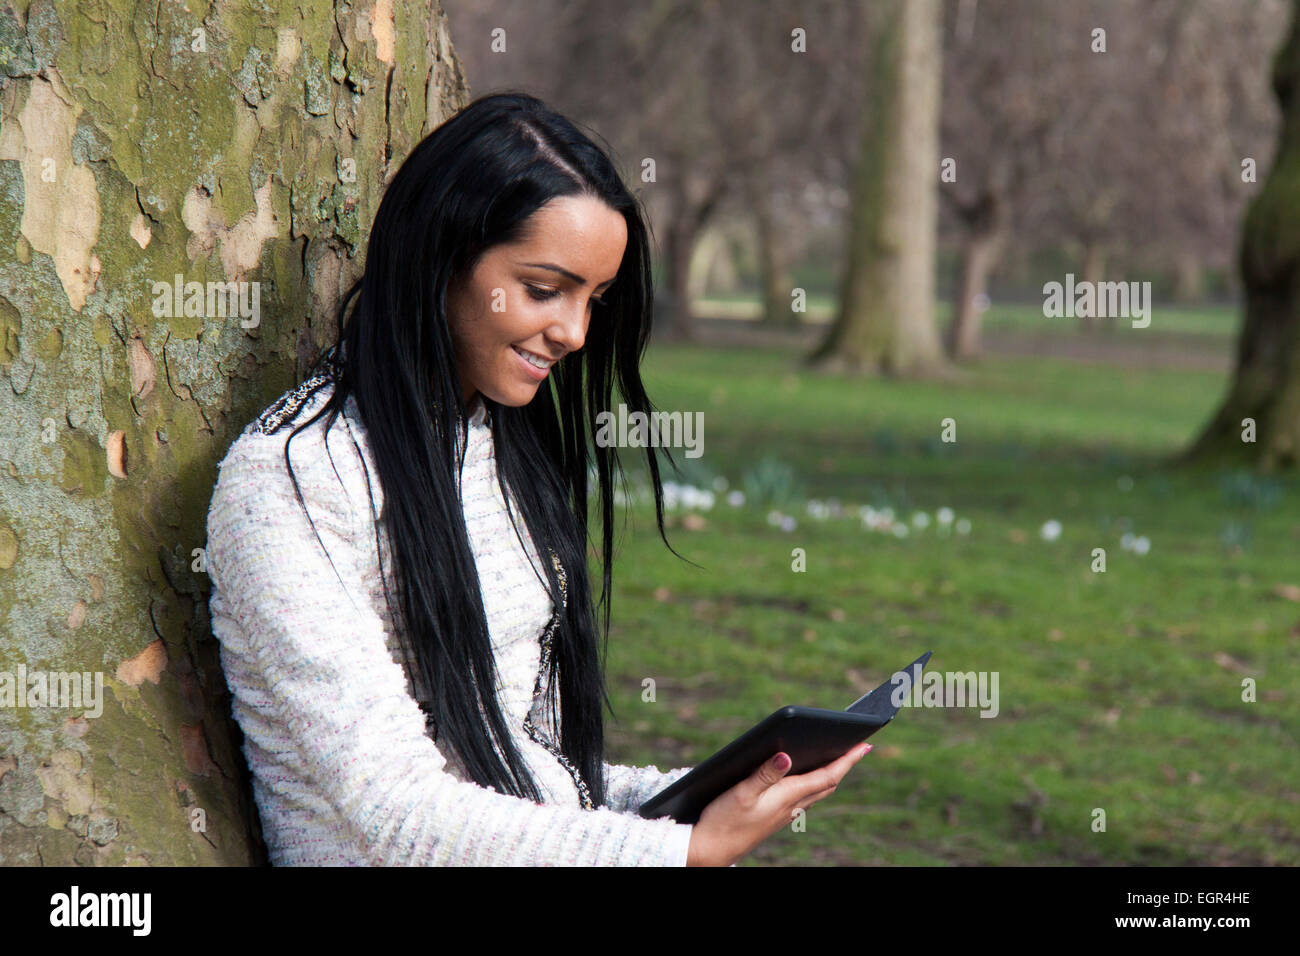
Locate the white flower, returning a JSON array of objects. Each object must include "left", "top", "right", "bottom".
[
  {"left": 892, "top": 522, "right": 909, "bottom": 538},
  {"left": 955, "top": 518, "right": 971, "bottom": 535},
  {"left": 878, "top": 507, "right": 895, "bottom": 524},
  {"left": 1040, "top": 520, "right": 1062, "bottom": 542},
  {"left": 681, "top": 485, "right": 712, "bottom": 510},
  {"left": 912, "top": 511, "right": 931, "bottom": 529},
  {"left": 1133, "top": 535, "right": 1150, "bottom": 555},
  {"left": 727, "top": 490, "right": 745, "bottom": 507},
  {"left": 1120, "top": 532, "right": 1135, "bottom": 551},
  {"left": 767, "top": 510, "right": 783, "bottom": 527},
  {"left": 937, "top": 507, "right": 955, "bottom": 525},
  {"left": 780, "top": 515, "right": 797, "bottom": 532},
  {"left": 712, "top": 475, "right": 729, "bottom": 492},
  {"left": 863, "top": 509, "right": 892, "bottom": 532}
]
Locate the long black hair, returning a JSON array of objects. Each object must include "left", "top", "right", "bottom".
[{"left": 274, "top": 91, "right": 689, "bottom": 807}]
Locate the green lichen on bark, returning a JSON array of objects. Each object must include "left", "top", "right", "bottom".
[{"left": 0, "top": 0, "right": 468, "bottom": 865}]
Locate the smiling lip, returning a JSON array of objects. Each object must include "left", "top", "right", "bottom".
[{"left": 512, "top": 345, "right": 555, "bottom": 381}]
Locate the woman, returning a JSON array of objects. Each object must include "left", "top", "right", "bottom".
[{"left": 204, "top": 91, "right": 872, "bottom": 866}]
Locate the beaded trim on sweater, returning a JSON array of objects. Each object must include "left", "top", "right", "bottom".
[
  {"left": 251, "top": 351, "right": 343, "bottom": 437},
  {"left": 522, "top": 549, "right": 596, "bottom": 810}
]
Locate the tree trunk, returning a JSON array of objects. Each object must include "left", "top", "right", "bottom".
[
  {"left": 1184, "top": 0, "right": 1300, "bottom": 471},
  {"left": 806, "top": 0, "right": 945, "bottom": 376},
  {"left": 0, "top": 0, "right": 467, "bottom": 864},
  {"left": 1173, "top": 249, "right": 1204, "bottom": 304},
  {"left": 750, "top": 174, "right": 794, "bottom": 327},
  {"left": 1080, "top": 240, "right": 1107, "bottom": 331},
  {"left": 657, "top": 183, "right": 723, "bottom": 341},
  {"left": 945, "top": 194, "right": 1007, "bottom": 360},
  {"left": 662, "top": 217, "right": 698, "bottom": 341}
]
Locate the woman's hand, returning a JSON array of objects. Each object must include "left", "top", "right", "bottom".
[{"left": 685, "top": 742, "right": 874, "bottom": 867}]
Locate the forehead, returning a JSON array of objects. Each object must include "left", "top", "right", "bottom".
[{"left": 507, "top": 195, "right": 627, "bottom": 272}]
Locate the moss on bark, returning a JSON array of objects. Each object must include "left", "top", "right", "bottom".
[{"left": 0, "top": 0, "right": 468, "bottom": 864}]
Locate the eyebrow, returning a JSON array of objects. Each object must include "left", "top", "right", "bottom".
[{"left": 519, "top": 262, "right": 617, "bottom": 289}]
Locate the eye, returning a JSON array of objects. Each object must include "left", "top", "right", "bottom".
[{"left": 524, "top": 284, "right": 560, "bottom": 302}]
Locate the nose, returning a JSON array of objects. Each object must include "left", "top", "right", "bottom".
[{"left": 548, "top": 299, "right": 590, "bottom": 356}]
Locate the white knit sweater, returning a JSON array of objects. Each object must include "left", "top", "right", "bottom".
[{"left": 205, "top": 368, "right": 695, "bottom": 865}]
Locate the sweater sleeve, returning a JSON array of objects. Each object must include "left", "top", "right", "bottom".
[
  {"left": 603, "top": 761, "right": 694, "bottom": 814},
  {"left": 206, "top": 425, "right": 695, "bottom": 866}
]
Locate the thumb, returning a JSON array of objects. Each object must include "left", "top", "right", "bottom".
[{"left": 749, "top": 752, "right": 792, "bottom": 791}]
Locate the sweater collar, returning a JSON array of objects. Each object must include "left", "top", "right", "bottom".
[{"left": 466, "top": 392, "right": 488, "bottom": 428}]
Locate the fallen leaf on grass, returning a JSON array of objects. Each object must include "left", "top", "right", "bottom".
[
  {"left": 844, "top": 668, "right": 873, "bottom": 694},
  {"left": 1213, "top": 652, "right": 1251, "bottom": 674},
  {"left": 1271, "top": 584, "right": 1300, "bottom": 602},
  {"left": 944, "top": 797, "right": 961, "bottom": 826}
]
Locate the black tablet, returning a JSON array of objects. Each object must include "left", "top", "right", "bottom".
[{"left": 637, "top": 651, "right": 932, "bottom": 825}]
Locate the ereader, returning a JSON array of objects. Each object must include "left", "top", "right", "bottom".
[{"left": 637, "top": 651, "right": 933, "bottom": 824}]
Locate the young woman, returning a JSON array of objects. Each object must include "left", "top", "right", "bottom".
[{"left": 204, "top": 91, "right": 872, "bottom": 866}]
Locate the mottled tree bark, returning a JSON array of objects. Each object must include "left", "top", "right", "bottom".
[
  {"left": 1185, "top": 0, "right": 1300, "bottom": 471},
  {"left": 0, "top": 0, "right": 467, "bottom": 864},
  {"left": 806, "top": 0, "right": 945, "bottom": 376}
]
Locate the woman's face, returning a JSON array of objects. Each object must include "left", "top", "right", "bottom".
[{"left": 446, "top": 194, "right": 628, "bottom": 408}]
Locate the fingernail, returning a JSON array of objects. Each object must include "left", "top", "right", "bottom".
[
  {"left": 773, "top": 752, "right": 790, "bottom": 771},
  {"left": 859, "top": 743, "right": 873, "bottom": 758}
]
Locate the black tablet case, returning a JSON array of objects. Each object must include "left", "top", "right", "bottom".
[{"left": 637, "top": 651, "right": 932, "bottom": 825}]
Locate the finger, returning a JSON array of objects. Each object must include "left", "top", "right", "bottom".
[
  {"left": 793, "top": 785, "right": 838, "bottom": 812},
  {"left": 820, "top": 741, "right": 874, "bottom": 783},
  {"left": 782, "top": 742, "right": 873, "bottom": 802}
]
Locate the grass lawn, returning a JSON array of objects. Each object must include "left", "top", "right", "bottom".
[
  {"left": 696, "top": 294, "right": 1243, "bottom": 345},
  {"left": 596, "top": 341, "right": 1300, "bottom": 865}
]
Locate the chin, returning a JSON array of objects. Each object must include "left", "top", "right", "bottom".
[{"left": 486, "top": 384, "right": 541, "bottom": 409}]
